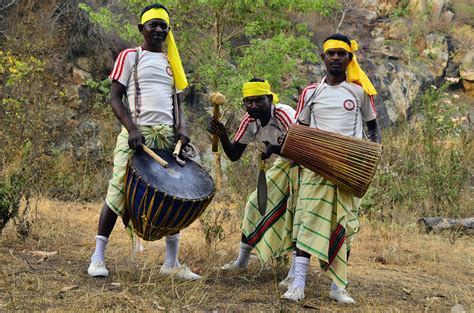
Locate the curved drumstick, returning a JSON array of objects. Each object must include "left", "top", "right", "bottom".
[{"left": 142, "top": 145, "right": 168, "bottom": 168}]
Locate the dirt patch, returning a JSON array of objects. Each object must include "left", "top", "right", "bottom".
[{"left": 0, "top": 199, "right": 472, "bottom": 311}]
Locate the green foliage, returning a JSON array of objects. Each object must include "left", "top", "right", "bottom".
[
  {"left": 390, "top": 0, "right": 410, "bottom": 18},
  {"left": 361, "top": 85, "right": 471, "bottom": 221},
  {"left": 85, "top": 78, "right": 111, "bottom": 109},
  {"left": 0, "top": 172, "right": 25, "bottom": 234},
  {"left": 78, "top": 3, "right": 140, "bottom": 43}
]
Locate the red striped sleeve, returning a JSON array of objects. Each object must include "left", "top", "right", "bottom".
[
  {"left": 274, "top": 108, "right": 292, "bottom": 130},
  {"left": 233, "top": 114, "right": 250, "bottom": 142},
  {"left": 109, "top": 48, "right": 136, "bottom": 81},
  {"left": 295, "top": 83, "right": 317, "bottom": 118},
  {"left": 274, "top": 111, "right": 289, "bottom": 130},
  {"left": 369, "top": 95, "right": 376, "bottom": 116}
]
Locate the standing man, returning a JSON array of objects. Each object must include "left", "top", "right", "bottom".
[
  {"left": 87, "top": 4, "right": 200, "bottom": 281},
  {"left": 281, "top": 34, "right": 382, "bottom": 303},
  {"left": 208, "top": 78, "right": 299, "bottom": 279}
]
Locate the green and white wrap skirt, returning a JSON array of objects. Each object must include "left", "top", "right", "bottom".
[{"left": 242, "top": 163, "right": 360, "bottom": 288}]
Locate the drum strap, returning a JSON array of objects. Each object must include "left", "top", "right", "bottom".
[{"left": 133, "top": 47, "right": 141, "bottom": 124}]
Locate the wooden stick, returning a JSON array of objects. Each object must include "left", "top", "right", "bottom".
[
  {"left": 209, "top": 92, "right": 226, "bottom": 153},
  {"left": 142, "top": 145, "right": 168, "bottom": 168},
  {"left": 212, "top": 104, "right": 220, "bottom": 152},
  {"left": 173, "top": 140, "right": 182, "bottom": 157}
]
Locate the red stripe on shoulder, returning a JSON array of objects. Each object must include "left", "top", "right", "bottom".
[
  {"left": 296, "top": 83, "right": 318, "bottom": 118},
  {"left": 274, "top": 111, "right": 289, "bottom": 131},
  {"left": 274, "top": 108, "right": 292, "bottom": 129},
  {"left": 234, "top": 114, "right": 250, "bottom": 142},
  {"left": 369, "top": 95, "right": 376, "bottom": 116},
  {"left": 109, "top": 48, "right": 136, "bottom": 81}
]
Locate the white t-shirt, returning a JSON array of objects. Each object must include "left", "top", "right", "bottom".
[
  {"left": 296, "top": 78, "right": 376, "bottom": 139},
  {"left": 109, "top": 47, "right": 175, "bottom": 126},
  {"left": 233, "top": 103, "right": 296, "bottom": 146}
]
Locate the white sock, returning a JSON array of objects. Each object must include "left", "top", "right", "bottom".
[
  {"left": 235, "top": 242, "right": 252, "bottom": 267},
  {"left": 163, "top": 233, "right": 181, "bottom": 268},
  {"left": 287, "top": 251, "right": 297, "bottom": 278},
  {"left": 91, "top": 235, "right": 108, "bottom": 263},
  {"left": 292, "top": 256, "right": 310, "bottom": 289},
  {"left": 331, "top": 282, "right": 343, "bottom": 291}
]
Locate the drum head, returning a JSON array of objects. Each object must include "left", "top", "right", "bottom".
[{"left": 131, "top": 149, "right": 214, "bottom": 200}]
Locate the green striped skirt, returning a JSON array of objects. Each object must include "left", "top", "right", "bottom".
[
  {"left": 241, "top": 157, "right": 299, "bottom": 261},
  {"left": 243, "top": 165, "right": 361, "bottom": 288}
]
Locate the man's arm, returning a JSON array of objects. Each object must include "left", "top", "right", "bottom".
[
  {"left": 110, "top": 81, "right": 144, "bottom": 149},
  {"left": 208, "top": 118, "right": 246, "bottom": 161},
  {"left": 366, "top": 119, "right": 382, "bottom": 144},
  {"left": 174, "top": 92, "right": 190, "bottom": 145}
]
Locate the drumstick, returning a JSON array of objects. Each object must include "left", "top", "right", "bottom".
[
  {"left": 173, "top": 140, "right": 182, "bottom": 157},
  {"left": 142, "top": 145, "right": 168, "bottom": 168}
]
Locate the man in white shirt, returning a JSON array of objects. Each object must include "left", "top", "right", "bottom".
[
  {"left": 281, "top": 34, "right": 381, "bottom": 304},
  {"left": 87, "top": 3, "right": 200, "bottom": 281}
]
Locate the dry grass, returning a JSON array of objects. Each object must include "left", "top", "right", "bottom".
[{"left": 0, "top": 199, "right": 472, "bottom": 311}]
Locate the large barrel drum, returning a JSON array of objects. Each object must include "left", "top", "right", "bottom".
[{"left": 124, "top": 148, "right": 215, "bottom": 241}]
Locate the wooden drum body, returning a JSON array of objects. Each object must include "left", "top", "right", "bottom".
[
  {"left": 124, "top": 149, "right": 215, "bottom": 241},
  {"left": 281, "top": 124, "right": 383, "bottom": 198}
]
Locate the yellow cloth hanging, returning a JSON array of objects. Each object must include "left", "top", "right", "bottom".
[
  {"left": 323, "top": 39, "right": 377, "bottom": 96},
  {"left": 141, "top": 8, "right": 188, "bottom": 90}
]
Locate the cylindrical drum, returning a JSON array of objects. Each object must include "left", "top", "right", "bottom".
[
  {"left": 281, "top": 124, "right": 383, "bottom": 198},
  {"left": 124, "top": 148, "right": 215, "bottom": 241}
]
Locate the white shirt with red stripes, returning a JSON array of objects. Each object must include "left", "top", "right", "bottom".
[
  {"left": 296, "top": 78, "right": 376, "bottom": 139},
  {"left": 233, "top": 103, "right": 296, "bottom": 146},
  {"left": 109, "top": 47, "right": 175, "bottom": 126}
]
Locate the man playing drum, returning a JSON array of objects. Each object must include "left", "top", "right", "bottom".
[
  {"left": 279, "top": 34, "right": 382, "bottom": 303},
  {"left": 208, "top": 78, "right": 302, "bottom": 284},
  {"left": 87, "top": 3, "right": 201, "bottom": 281}
]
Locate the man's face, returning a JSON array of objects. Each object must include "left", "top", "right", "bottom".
[
  {"left": 321, "top": 48, "right": 352, "bottom": 75},
  {"left": 140, "top": 18, "right": 169, "bottom": 47},
  {"left": 242, "top": 95, "right": 272, "bottom": 120}
]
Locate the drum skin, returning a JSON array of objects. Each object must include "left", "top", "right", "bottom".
[{"left": 125, "top": 148, "right": 215, "bottom": 241}]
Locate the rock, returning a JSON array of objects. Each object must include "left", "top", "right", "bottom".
[
  {"left": 375, "top": 256, "right": 387, "bottom": 264},
  {"left": 410, "top": 0, "right": 446, "bottom": 20},
  {"left": 440, "top": 10, "right": 454, "bottom": 23},
  {"left": 422, "top": 33, "right": 449, "bottom": 77},
  {"left": 451, "top": 304, "right": 466, "bottom": 313},
  {"left": 387, "top": 19, "right": 410, "bottom": 41},
  {"left": 351, "top": 7, "right": 378, "bottom": 22},
  {"left": 72, "top": 67, "right": 92, "bottom": 86},
  {"left": 75, "top": 57, "right": 93, "bottom": 72},
  {"left": 460, "top": 51, "right": 474, "bottom": 94}
]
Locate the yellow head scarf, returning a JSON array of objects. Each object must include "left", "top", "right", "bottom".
[
  {"left": 141, "top": 8, "right": 188, "bottom": 90},
  {"left": 242, "top": 81, "right": 279, "bottom": 104},
  {"left": 323, "top": 39, "right": 377, "bottom": 96}
]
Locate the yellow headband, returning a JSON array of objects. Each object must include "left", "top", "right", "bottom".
[
  {"left": 242, "top": 81, "right": 279, "bottom": 104},
  {"left": 140, "top": 8, "right": 188, "bottom": 90},
  {"left": 323, "top": 39, "right": 358, "bottom": 53},
  {"left": 140, "top": 8, "right": 169, "bottom": 25},
  {"left": 323, "top": 39, "right": 377, "bottom": 96}
]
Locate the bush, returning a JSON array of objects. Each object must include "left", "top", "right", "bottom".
[{"left": 361, "top": 85, "right": 471, "bottom": 222}]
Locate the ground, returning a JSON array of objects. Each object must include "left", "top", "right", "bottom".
[{"left": 0, "top": 199, "right": 472, "bottom": 311}]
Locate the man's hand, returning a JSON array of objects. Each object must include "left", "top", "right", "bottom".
[
  {"left": 176, "top": 127, "right": 190, "bottom": 146},
  {"left": 261, "top": 141, "right": 282, "bottom": 160},
  {"left": 128, "top": 128, "right": 145, "bottom": 149},
  {"left": 207, "top": 117, "right": 228, "bottom": 138}
]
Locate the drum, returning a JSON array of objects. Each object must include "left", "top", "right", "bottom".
[
  {"left": 281, "top": 124, "right": 383, "bottom": 198},
  {"left": 124, "top": 148, "right": 215, "bottom": 241}
]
